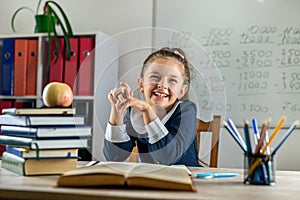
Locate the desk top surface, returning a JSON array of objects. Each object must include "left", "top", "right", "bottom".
[{"left": 0, "top": 162, "right": 300, "bottom": 200}]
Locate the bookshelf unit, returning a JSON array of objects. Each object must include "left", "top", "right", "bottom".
[{"left": 0, "top": 32, "right": 119, "bottom": 160}]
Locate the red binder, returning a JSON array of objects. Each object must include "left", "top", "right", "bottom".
[
  {"left": 14, "top": 39, "right": 29, "bottom": 96},
  {"left": 0, "top": 101, "right": 13, "bottom": 114},
  {"left": 49, "top": 38, "right": 64, "bottom": 82},
  {"left": 63, "top": 37, "right": 78, "bottom": 93},
  {"left": 77, "top": 37, "right": 95, "bottom": 96},
  {"left": 0, "top": 139, "right": 4, "bottom": 157},
  {"left": 13, "top": 101, "right": 24, "bottom": 109},
  {"left": 26, "top": 39, "right": 38, "bottom": 96}
]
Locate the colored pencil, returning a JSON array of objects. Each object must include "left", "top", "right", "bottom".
[
  {"left": 264, "top": 131, "right": 271, "bottom": 155},
  {"left": 271, "top": 120, "right": 299, "bottom": 156},
  {"left": 227, "top": 118, "right": 247, "bottom": 150},
  {"left": 253, "top": 117, "right": 270, "bottom": 154},
  {"left": 248, "top": 116, "right": 286, "bottom": 177},
  {"left": 244, "top": 120, "right": 252, "bottom": 156},
  {"left": 261, "top": 116, "right": 286, "bottom": 154},
  {"left": 223, "top": 121, "right": 247, "bottom": 153}
]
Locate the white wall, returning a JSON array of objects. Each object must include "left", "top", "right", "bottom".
[
  {"left": 0, "top": 0, "right": 153, "bottom": 36},
  {"left": 1, "top": 0, "right": 299, "bottom": 171},
  {"left": 0, "top": 0, "right": 153, "bottom": 79}
]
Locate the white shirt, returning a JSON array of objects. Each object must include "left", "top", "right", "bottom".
[{"left": 105, "top": 101, "right": 181, "bottom": 144}]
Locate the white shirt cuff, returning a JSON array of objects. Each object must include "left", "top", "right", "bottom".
[
  {"left": 105, "top": 123, "right": 131, "bottom": 143},
  {"left": 145, "top": 118, "right": 169, "bottom": 144}
]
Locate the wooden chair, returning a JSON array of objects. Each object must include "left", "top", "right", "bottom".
[
  {"left": 129, "top": 142, "right": 139, "bottom": 162},
  {"left": 129, "top": 115, "right": 221, "bottom": 167},
  {"left": 196, "top": 115, "right": 221, "bottom": 168}
]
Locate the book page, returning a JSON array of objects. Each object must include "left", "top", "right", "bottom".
[
  {"left": 57, "top": 162, "right": 137, "bottom": 187},
  {"left": 128, "top": 163, "right": 191, "bottom": 184},
  {"left": 126, "top": 163, "right": 195, "bottom": 191},
  {"left": 63, "top": 161, "right": 137, "bottom": 176}
]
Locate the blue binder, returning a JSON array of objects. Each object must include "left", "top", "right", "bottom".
[
  {"left": 0, "top": 40, "right": 3, "bottom": 93},
  {"left": 1, "top": 39, "right": 14, "bottom": 95}
]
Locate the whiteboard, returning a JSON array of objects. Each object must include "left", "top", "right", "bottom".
[{"left": 154, "top": 0, "right": 300, "bottom": 127}]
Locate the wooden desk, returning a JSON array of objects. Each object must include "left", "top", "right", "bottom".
[{"left": 0, "top": 162, "right": 300, "bottom": 200}]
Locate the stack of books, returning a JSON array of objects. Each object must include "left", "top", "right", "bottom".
[{"left": 0, "top": 107, "right": 92, "bottom": 176}]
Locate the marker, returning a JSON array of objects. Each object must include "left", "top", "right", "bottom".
[{"left": 195, "top": 172, "right": 238, "bottom": 179}]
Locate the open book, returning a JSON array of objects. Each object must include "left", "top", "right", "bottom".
[{"left": 57, "top": 161, "right": 196, "bottom": 191}]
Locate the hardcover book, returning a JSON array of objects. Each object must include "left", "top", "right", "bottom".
[
  {"left": 57, "top": 161, "right": 196, "bottom": 191},
  {"left": 0, "top": 135, "right": 90, "bottom": 150},
  {"left": 1, "top": 151, "right": 77, "bottom": 176},
  {"left": 5, "top": 146, "right": 78, "bottom": 158},
  {"left": 1, "top": 125, "right": 92, "bottom": 138},
  {"left": 1, "top": 107, "right": 76, "bottom": 115},
  {"left": 0, "top": 114, "right": 85, "bottom": 126}
]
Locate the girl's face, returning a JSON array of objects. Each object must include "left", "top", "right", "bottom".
[{"left": 138, "top": 57, "right": 188, "bottom": 111}]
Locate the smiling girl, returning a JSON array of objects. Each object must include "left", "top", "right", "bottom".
[{"left": 104, "top": 47, "right": 199, "bottom": 166}]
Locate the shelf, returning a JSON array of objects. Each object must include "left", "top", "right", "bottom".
[
  {"left": 1, "top": 31, "right": 119, "bottom": 161},
  {"left": 0, "top": 96, "right": 37, "bottom": 100},
  {"left": 73, "top": 96, "right": 94, "bottom": 100},
  {"left": 0, "top": 95, "right": 94, "bottom": 100}
]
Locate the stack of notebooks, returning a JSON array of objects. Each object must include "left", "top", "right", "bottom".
[{"left": 0, "top": 107, "right": 92, "bottom": 176}]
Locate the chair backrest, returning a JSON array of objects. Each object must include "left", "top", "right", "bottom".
[
  {"left": 196, "top": 115, "right": 221, "bottom": 168},
  {"left": 129, "top": 115, "right": 221, "bottom": 167}
]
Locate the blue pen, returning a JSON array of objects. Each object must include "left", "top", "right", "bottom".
[
  {"left": 195, "top": 172, "right": 238, "bottom": 178},
  {"left": 251, "top": 118, "right": 259, "bottom": 145}
]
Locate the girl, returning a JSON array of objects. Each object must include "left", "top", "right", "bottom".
[{"left": 104, "top": 47, "right": 199, "bottom": 166}]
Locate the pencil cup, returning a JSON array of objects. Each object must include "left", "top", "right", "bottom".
[{"left": 243, "top": 153, "right": 276, "bottom": 186}]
